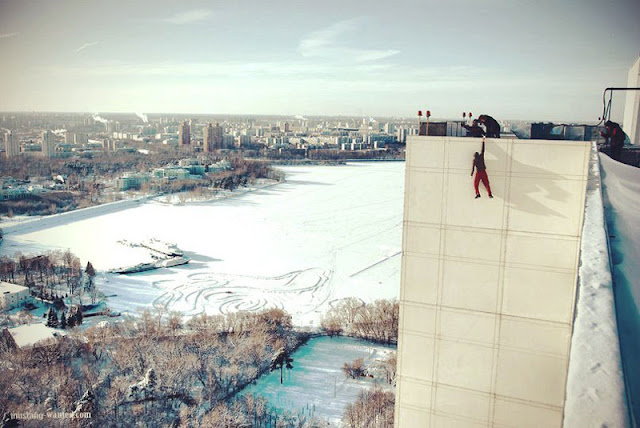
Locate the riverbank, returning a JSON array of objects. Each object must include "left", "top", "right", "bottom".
[{"left": 0, "top": 178, "right": 282, "bottom": 238}]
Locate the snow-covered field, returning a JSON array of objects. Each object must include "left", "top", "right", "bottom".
[
  {"left": 243, "top": 335, "right": 394, "bottom": 425},
  {"left": 0, "top": 162, "right": 404, "bottom": 326}
]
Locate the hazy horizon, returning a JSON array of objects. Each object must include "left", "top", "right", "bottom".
[
  {"left": 1, "top": 0, "right": 638, "bottom": 123},
  {"left": 0, "top": 110, "right": 606, "bottom": 125}
]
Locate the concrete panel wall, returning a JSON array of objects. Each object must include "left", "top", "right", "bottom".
[
  {"left": 395, "top": 136, "right": 590, "bottom": 427},
  {"left": 622, "top": 56, "right": 640, "bottom": 144}
]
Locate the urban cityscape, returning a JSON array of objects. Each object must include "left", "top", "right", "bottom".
[{"left": 1, "top": 0, "right": 640, "bottom": 427}]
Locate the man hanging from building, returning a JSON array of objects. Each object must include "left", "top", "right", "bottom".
[
  {"left": 471, "top": 137, "right": 493, "bottom": 199},
  {"left": 478, "top": 114, "right": 501, "bottom": 138},
  {"left": 600, "top": 120, "right": 625, "bottom": 161}
]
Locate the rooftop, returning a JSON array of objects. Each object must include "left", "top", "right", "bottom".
[
  {"left": 7, "top": 323, "right": 67, "bottom": 348},
  {"left": 0, "top": 281, "right": 29, "bottom": 294}
]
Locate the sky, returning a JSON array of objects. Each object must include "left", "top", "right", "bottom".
[{"left": 0, "top": 0, "right": 638, "bottom": 122}]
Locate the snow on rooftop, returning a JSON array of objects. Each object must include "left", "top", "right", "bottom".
[
  {"left": 600, "top": 152, "right": 640, "bottom": 424},
  {"left": 0, "top": 282, "right": 29, "bottom": 294},
  {"left": 564, "top": 145, "right": 628, "bottom": 427},
  {"left": 8, "top": 323, "right": 67, "bottom": 348}
]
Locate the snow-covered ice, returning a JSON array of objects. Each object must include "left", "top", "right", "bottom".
[
  {"left": 0, "top": 162, "right": 404, "bottom": 326},
  {"left": 242, "top": 335, "right": 394, "bottom": 425}
]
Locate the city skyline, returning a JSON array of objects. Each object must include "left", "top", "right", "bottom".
[{"left": 0, "top": 0, "right": 639, "bottom": 122}]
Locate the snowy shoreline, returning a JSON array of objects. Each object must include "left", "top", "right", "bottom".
[{"left": 1, "top": 179, "right": 282, "bottom": 239}]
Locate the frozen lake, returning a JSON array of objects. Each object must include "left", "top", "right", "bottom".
[
  {"left": 243, "top": 335, "right": 395, "bottom": 425},
  {"left": 1, "top": 162, "right": 404, "bottom": 326}
]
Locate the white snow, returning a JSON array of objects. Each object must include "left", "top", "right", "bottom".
[
  {"left": 564, "top": 146, "right": 628, "bottom": 427},
  {"left": 7, "top": 323, "right": 67, "bottom": 348},
  {"left": 242, "top": 336, "right": 394, "bottom": 425},
  {"left": 0, "top": 162, "right": 404, "bottom": 326},
  {"left": 599, "top": 152, "right": 640, "bottom": 424}
]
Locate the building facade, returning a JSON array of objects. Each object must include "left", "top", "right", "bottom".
[
  {"left": 41, "top": 130, "right": 55, "bottom": 158},
  {"left": 623, "top": 56, "right": 640, "bottom": 145},
  {"left": 203, "top": 122, "right": 224, "bottom": 152},
  {"left": 0, "top": 282, "right": 30, "bottom": 311},
  {"left": 179, "top": 121, "right": 191, "bottom": 147},
  {"left": 395, "top": 136, "right": 590, "bottom": 427},
  {"left": 4, "top": 131, "right": 19, "bottom": 158}
]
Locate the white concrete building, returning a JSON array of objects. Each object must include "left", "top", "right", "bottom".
[
  {"left": 41, "top": 129, "right": 55, "bottom": 158},
  {"left": 623, "top": 56, "right": 640, "bottom": 144},
  {"left": 4, "top": 130, "right": 19, "bottom": 158},
  {"left": 0, "top": 281, "right": 30, "bottom": 311},
  {"left": 395, "top": 136, "right": 590, "bottom": 427}
]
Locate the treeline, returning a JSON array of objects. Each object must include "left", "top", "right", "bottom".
[
  {"left": 307, "top": 149, "right": 405, "bottom": 161},
  {"left": 0, "top": 308, "right": 306, "bottom": 427},
  {"left": 0, "top": 250, "right": 95, "bottom": 302},
  {"left": 0, "top": 151, "right": 182, "bottom": 182},
  {"left": 202, "top": 393, "right": 325, "bottom": 427},
  {"left": 321, "top": 298, "right": 399, "bottom": 344},
  {"left": 0, "top": 191, "right": 80, "bottom": 216},
  {"left": 342, "top": 387, "right": 395, "bottom": 428},
  {"left": 0, "top": 153, "right": 283, "bottom": 216}
]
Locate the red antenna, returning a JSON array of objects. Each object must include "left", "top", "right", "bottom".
[
  {"left": 469, "top": 112, "right": 473, "bottom": 118},
  {"left": 418, "top": 110, "right": 423, "bottom": 116},
  {"left": 462, "top": 112, "right": 466, "bottom": 118},
  {"left": 426, "top": 110, "right": 431, "bottom": 118}
]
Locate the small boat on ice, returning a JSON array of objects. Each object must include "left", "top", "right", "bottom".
[
  {"left": 155, "top": 256, "right": 190, "bottom": 268},
  {"left": 110, "top": 256, "right": 190, "bottom": 274},
  {"left": 111, "top": 262, "right": 157, "bottom": 274}
]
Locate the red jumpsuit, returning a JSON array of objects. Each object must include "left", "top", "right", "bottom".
[{"left": 472, "top": 141, "right": 492, "bottom": 197}]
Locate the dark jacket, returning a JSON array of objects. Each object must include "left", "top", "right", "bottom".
[
  {"left": 601, "top": 121, "right": 625, "bottom": 149},
  {"left": 462, "top": 122, "right": 485, "bottom": 137},
  {"left": 478, "top": 115, "right": 500, "bottom": 138}
]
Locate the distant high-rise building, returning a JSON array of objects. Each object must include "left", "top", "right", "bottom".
[
  {"left": 203, "top": 123, "right": 213, "bottom": 152},
  {"left": 107, "top": 121, "right": 121, "bottom": 133},
  {"left": 74, "top": 133, "right": 88, "bottom": 145},
  {"left": 65, "top": 131, "right": 74, "bottom": 144},
  {"left": 203, "top": 122, "right": 224, "bottom": 152},
  {"left": 236, "top": 135, "right": 252, "bottom": 147},
  {"left": 103, "top": 139, "right": 116, "bottom": 151},
  {"left": 179, "top": 121, "right": 191, "bottom": 147},
  {"left": 397, "top": 128, "right": 407, "bottom": 143},
  {"left": 283, "top": 122, "right": 291, "bottom": 133},
  {"left": 41, "top": 130, "right": 55, "bottom": 158},
  {"left": 4, "top": 131, "right": 19, "bottom": 158}
]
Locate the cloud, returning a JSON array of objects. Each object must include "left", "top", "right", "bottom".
[
  {"left": 299, "top": 18, "right": 400, "bottom": 63},
  {"left": 75, "top": 41, "right": 99, "bottom": 53},
  {"left": 46, "top": 61, "right": 396, "bottom": 80},
  {"left": 0, "top": 32, "right": 18, "bottom": 39},
  {"left": 164, "top": 9, "right": 212, "bottom": 24}
]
